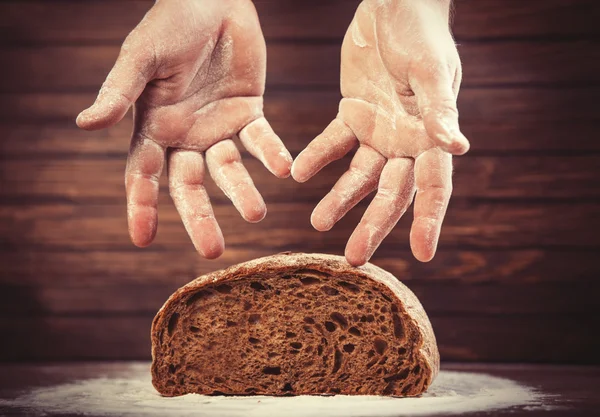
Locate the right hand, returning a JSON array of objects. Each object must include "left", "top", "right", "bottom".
[
  {"left": 292, "top": 0, "right": 468, "bottom": 266},
  {"left": 77, "top": 0, "right": 292, "bottom": 259}
]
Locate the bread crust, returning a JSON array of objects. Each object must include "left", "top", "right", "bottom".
[{"left": 151, "top": 252, "right": 439, "bottom": 395}]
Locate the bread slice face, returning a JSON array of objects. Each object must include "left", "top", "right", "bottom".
[{"left": 151, "top": 253, "right": 439, "bottom": 397}]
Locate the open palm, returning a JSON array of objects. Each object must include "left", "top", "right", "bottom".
[
  {"left": 292, "top": 0, "right": 469, "bottom": 266},
  {"left": 77, "top": 0, "right": 291, "bottom": 259}
]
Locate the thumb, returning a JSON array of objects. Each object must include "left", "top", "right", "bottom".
[
  {"left": 411, "top": 65, "right": 470, "bottom": 155},
  {"left": 76, "top": 37, "right": 156, "bottom": 131}
]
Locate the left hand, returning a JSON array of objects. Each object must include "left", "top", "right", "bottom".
[{"left": 291, "top": 0, "right": 469, "bottom": 266}]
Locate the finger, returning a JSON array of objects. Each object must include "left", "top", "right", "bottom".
[
  {"left": 345, "top": 158, "right": 416, "bottom": 266},
  {"left": 77, "top": 36, "right": 156, "bottom": 131},
  {"left": 410, "top": 148, "right": 453, "bottom": 262},
  {"left": 125, "top": 136, "right": 165, "bottom": 248},
  {"left": 291, "top": 118, "right": 358, "bottom": 183},
  {"left": 168, "top": 150, "right": 224, "bottom": 259},
  {"left": 239, "top": 117, "right": 293, "bottom": 178},
  {"left": 206, "top": 139, "right": 267, "bottom": 223},
  {"left": 311, "top": 146, "right": 386, "bottom": 232},
  {"left": 410, "top": 63, "right": 470, "bottom": 155}
]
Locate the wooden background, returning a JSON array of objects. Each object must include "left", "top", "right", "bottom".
[{"left": 0, "top": 0, "right": 599, "bottom": 363}]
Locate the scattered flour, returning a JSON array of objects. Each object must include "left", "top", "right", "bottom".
[
  {"left": 352, "top": 20, "right": 368, "bottom": 48},
  {"left": 0, "top": 363, "right": 547, "bottom": 417}
]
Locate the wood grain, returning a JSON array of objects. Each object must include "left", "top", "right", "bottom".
[
  {"left": 0, "top": 249, "right": 594, "bottom": 286},
  {"left": 1, "top": 156, "right": 598, "bottom": 201},
  {"left": 1, "top": 1, "right": 598, "bottom": 44},
  {"left": 1, "top": 87, "right": 598, "bottom": 156},
  {"left": 1, "top": 315, "right": 597, "bottom": 362},
  {"left": 1, "top": 202, "right": 598, "bottom": 250},
  {"left": 1, "top": 42, "right": 598, "bottom": 93}
]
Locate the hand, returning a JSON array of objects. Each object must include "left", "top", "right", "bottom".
[
  {"left": 77, "top": 0, "right": 292, "bottom": 259},
  {"left": 292, "top": 0, "right": 469, "bottom": 266}
]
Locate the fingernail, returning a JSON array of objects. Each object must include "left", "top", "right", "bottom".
[
  {"left": 451, "top": 131, "right": 470, "bottom": 154},
  {"left": 290, "top": 156, "right": 304, "bottom": 182},
  {"left": 437, "top": 118, "right": 470, "bottom": 154}
]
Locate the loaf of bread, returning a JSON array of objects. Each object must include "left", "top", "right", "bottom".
[{"left": 151, "top": 253, "right": 439, "bottom": 397}]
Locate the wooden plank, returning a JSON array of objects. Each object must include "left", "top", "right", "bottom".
[
  {"left": 453, "top": 0, "right": 600, "bottom": 40},
  {"left": 0, "top": 201, "right": 598, "bottom": 250},
  {"left": 432, "top": 316, "right": 600, "bottom": 363},
  {"left": 0, "top": 281, "right": 596, "bottom": 315},
  {"left": 0, "top": 42, "right": 597, "bottom": 92},
  {"left": 0, "top": 249, "right": 595, "bottom": 286},
  {"left": 0, "top": 315, "right": 597, "bottom": 362},
  {"left": 0, "top": 247, "right": 271, "bottom": 286},
  {"left": 0, "top": 1, "right": 598, "bottom": 44},
  {"left": 0, "top": 1, "right": 358, "bottom": 44},
  {"left": 0, "top": 88, "right": 598, "bottom": 155},
  {"left": 1, "top": 155, "right": 598, "bottom": 201}
]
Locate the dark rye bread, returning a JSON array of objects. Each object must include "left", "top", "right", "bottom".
[{"left": 151, "top": 253, "right": 439, "bottom": 397}]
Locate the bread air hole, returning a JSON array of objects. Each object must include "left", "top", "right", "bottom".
[
  {"left": 262, "top": 366, "right": 281, "bottom": 375},
  {"left": 250, "top": 282, "right": 267, "bottom": 291},
  {"left": 338, "top": 281, "right": 361, "bottom": 293},
  {"left": 321, "top": 286, "right": 339, "bottom": 296},
  {"left": 374, "top": 337, "right": 388, "bottom": 355},
  {"left": 300, "top": 276, "right": 321, "bottom": 285},
  {"left": 186, "top": 290, "right": 212, "bottom": 306},
  {"left": 332, "top": 349, "right": 343, "bottom": 374},
  {"left": 348, "top": 326, "right": 361, "bottom": 336},
  {"left": 330, "top": 312, "right": 348, "bottom": 329},
  {"left": 167, "top": 313, "right": 179, "bottom": 336},
  {"left": 392, "top": 314, "right": 405, "bottom": 339},
  {"left": 214, "top": 284, "right": 232, "bottom": 294},
  {"left": 384, "top": 368, "right": 410, "bottom": 383}
]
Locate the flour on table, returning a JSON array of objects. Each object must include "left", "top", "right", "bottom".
[{"left": 0, "top": 363, "right": 547, "bottom": 417}]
